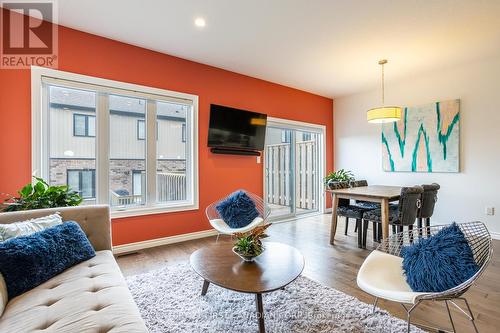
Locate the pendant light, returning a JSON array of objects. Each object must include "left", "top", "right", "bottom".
[{"left": 367, "top": 59, "right": 401, "bottom": 123}]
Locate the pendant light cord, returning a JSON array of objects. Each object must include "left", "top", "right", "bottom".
[{"left": 381, "top": 62, "right": 385, "bottom": 105}]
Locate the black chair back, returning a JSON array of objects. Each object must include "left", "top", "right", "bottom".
[
  {"left": 419, "top": 183, "right": 440, "bottom": 218},
  {"left": 397, "top": 186, "right": 424, "bottom": 226},
  {"left": 328, "top": 180, "right": 350, "bottom": 207},
  {"left": 350, "top": 179, "right": 368, "bottom": 187}
]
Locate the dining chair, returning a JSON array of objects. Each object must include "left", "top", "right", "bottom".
[
  {"left": 328, "top": 180, "right": 366, "bottom": 248},
  {"left": 418, "top": 183, "right": 440, "bottom": 234},
  {"left": 350, "top": 180, "right": 380, "bottom": 210},
  {"left": 357, "top": 222, "right": 492, "bottom": 333},
  {"left": 350, "top": 180, "right": 381, "bottom": 242},
  {"left": 205, "top": 191, "right": 270, "bottom": 241},
  {"left": 362, "top": 186, "right": 423, "bottom": 246}
]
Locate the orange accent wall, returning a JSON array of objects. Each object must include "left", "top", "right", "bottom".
[{"left": 0, "top": 16, "right": 333, "bottom": 245}]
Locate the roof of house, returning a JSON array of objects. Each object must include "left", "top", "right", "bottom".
[{"left": 49, "top": 85, "right": 187, "bottom": 120}]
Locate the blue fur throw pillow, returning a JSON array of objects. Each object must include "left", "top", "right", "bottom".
[
  {"left": 216, "top": 190, "right": 260, "bottom": 229},
  {"left": 401, "top": 223, "right": 479, "bottom": 292},
  {"left": 0, "top": 221, "right": 96, "bottom": 300}
]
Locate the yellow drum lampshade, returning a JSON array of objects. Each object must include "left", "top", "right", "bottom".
[
  {"left": 367, "top": 106, "right": 402, "bottom": 123},
  {"left": 367, "top": 59, "right": 401, "bottom": 124}
]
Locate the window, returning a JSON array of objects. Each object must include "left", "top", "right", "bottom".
[
  {"left": 132, "top": 170, "right": 145, "bottom": 196},
  {"left": 181, "top": 123, "right": 186, "bottom": 143},
  {"left": 67, "top": 169, "right": 95, "bottom": 199},
  {"left": 137, "top": 119, "right": 146, "bottom": 140},
  {"left": 73, "top": 114, "right": 95, "bottom": 137},
  {"left": 281, "top": 130, "right": 292, "bottom": 143},
  {"left": 33, "top": 67, "right": 199, "bottom": 217},
  {"left": 138, "top": 119, "right": 160, "bottom": 141}
]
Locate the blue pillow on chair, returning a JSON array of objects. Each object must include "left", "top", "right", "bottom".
[
  {"left": 0, "top": 221, "right": 96, "bottom": 300},
  {"left": 401, "top": 223, "right": 479, "bottom": 292},
  {"left": 216, "top": 190, "right": 260, "bottom": 229}
]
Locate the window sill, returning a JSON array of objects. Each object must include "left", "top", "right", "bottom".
[{"left": 110, "top": 202, "right": 199, "bottom": 219}]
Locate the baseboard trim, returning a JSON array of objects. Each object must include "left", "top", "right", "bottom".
[
  {"left": 113, "top": 229, "right": 218, "bottom": 255},
  {"left": 490, "top": 231, "right": 500, "bottom": 240},
  {"left": 324, "top": 208, "right": 332, "bottom": 213}
]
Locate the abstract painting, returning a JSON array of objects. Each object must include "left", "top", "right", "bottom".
[{"left": 382, "top": 99, "right": 460, "bottom": 172}]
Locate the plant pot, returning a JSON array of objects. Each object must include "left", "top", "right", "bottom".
[{"left": 232, "top": 246, "right": 264, "bottom": 262}]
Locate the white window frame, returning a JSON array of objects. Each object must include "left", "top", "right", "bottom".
[{"left": 31, "top": 66, "right": 199, "bottom": 218}]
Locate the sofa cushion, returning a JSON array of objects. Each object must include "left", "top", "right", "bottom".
[
  {"left": 0, "top": 274, "right": 6, "bottom": 318},
  {"left": 0, "top": 250, "right": 148, "bottom": 332},
  {"left": 0, "top": 213, "right": 62, "bottom": 242},
  {"left": 0, "top": 221, "right": 95, "bottom": 300}
]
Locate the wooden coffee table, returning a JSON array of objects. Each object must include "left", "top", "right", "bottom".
[{"left": 190, "top": 241, "right": 304, "bottom": 333}]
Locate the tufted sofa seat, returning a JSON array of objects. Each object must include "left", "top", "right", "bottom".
[{"left": 0, "top": 205, "right": 148, "bottom": 333}]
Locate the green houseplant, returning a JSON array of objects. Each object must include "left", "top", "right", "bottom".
[
  {"left": 233, "top": 223, "right": 272, "bottom": 262},
  {"left": 2, "top": 176, "right": 83, "bottom": 212},
  {"left": 324, "top": 169, "right": 355, "bottom": 186}
]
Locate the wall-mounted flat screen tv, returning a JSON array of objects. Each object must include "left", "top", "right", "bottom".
[{"left": 208, "top": 104, "right": 267, "bottom": 151}]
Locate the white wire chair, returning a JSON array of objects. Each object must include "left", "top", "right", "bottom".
[
  {"left": 205, "top": 191, "right": 270, "bottom": 241},
  {"left": 357, "top": 221, "right": 492, "bottom": 333}
]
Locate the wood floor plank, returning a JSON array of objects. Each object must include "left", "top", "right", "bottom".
[{"left": 116, "top": 214, "right": 500, "bottom": 332}]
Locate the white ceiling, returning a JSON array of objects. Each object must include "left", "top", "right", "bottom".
[{"left": 54, "top": 0, "right": 500, "bottom": 98}]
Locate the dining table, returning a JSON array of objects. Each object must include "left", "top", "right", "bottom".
[{"left": 327, "top": 185, "right": 402, "bottom": 245}]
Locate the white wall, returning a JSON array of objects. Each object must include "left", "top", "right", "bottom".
[{"left": 334, "top": 56, "right": 500, "bottom": 235}]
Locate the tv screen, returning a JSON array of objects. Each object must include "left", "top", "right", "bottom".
[{"left": 208, "top": 104, "right": 267, "bottom": 151}]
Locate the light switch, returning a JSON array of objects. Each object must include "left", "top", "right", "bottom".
[{"left": 256, "top": 156, "right": 261, "bottom": 164}]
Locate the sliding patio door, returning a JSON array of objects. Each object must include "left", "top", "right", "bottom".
[{"left": 264, "top": 119, "right": 324, "bottom": 220}]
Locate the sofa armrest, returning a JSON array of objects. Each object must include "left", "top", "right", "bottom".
[{"left": 0, "top": 205, "right": 112, "bottom": 251}]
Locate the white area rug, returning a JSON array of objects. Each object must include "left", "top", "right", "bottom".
[{"left": 126, "top": 263, "right": 422, "bottom": 333}]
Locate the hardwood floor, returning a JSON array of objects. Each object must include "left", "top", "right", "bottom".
[{"left": 117, "top": 214, "right": 500, "bottom": 332}]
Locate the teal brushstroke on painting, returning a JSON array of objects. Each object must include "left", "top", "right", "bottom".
[
  {"left": 382, "top": 132, "right": 395, "bottom": 171},
  {"left": 436, "top": 102, "right": 460, "bottom": 160},
  {"left": 393, "top": 107, "right": 408, "bottom": 158},
  {"left": 411, "top": 124, "right": 432, "bottom": 172}
]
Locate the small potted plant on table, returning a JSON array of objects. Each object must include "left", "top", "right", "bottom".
[
  {"left": 232, "top": 224, "right": 271, "bottom": 262},
  {"left": 324, "top": 169, "right": 355, "bottom": 189}
]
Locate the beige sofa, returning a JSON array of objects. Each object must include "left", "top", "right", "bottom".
[{"left": 0, "top": 205, "right": 148, "bottom": 333}]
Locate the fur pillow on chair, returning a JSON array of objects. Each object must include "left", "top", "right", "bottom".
[
  {"left": 401, "top": 223, "right": 479, "bottom": 292},
  {"left": 216, "top": 190, "right": 260, "bottom": 229}
]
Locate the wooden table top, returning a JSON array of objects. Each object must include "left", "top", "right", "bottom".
[
  {"left": 326, "top": 185, "right": 402, "bottom": 200},
  {"left": 190, "top": 241, "right": 304, "bottom": 294}
]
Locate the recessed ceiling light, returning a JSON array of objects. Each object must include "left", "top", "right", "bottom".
[{"left": 194, "top": 17, "right": 206, "bottom": 28}]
